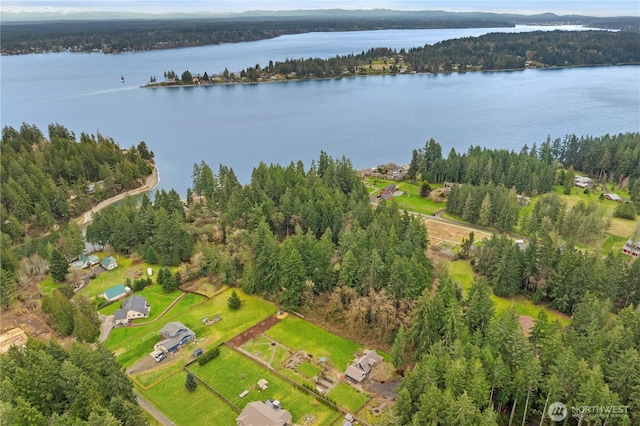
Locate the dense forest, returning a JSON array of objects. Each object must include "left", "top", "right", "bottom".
[
  {"left": 0, "top": 124, "right": 154, "bottom": 242},
  {"left": 159, "top": 30, "right": 640, "bottom": 85},
  {"left": 2, "top": 124, "right": 640, "bottom": 424},
  {"left": 0, "top": 339, "right": 147, "bottom": 426},
  {"left": 391, "top": 278, "right": 640, "bottom": 425}
]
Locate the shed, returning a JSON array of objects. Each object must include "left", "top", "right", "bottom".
[
  {"left": 257, "top": 379, "right": 269, "bottom": 390},
  {"left": 103, "top": 284, "right": 130, "bottom": 302}
]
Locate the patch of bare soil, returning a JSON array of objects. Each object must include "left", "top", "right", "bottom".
[
  {"left": 519, "top": 315, "right": 535, "bottom": 337},
  {"left": 1, "top": 277, "right": 59, "bottom": 345},
  {"left": 423, "top": 219, "right": 491, "bottom": 247},
  {"left": 228, "top": 315, "right": 281, "bottom": 348}
]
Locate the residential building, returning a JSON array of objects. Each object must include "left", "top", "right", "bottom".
[
  {"left": 103, "top": 284, "right": 130, "bottom": 302},
  {"left": 604, "top": 193, "right": 622, "bottom": 202},
  {"left": 101, "top": 256, "right": 118, "bottom": 270},
  {"left": 344, "top": 349, "right": 383, "bottom": 383},
  {"left": 114, "top": 295, "right": 150, "bottom": 326},
  {"left": 157, "top": 321, "right": 195, "bottom": 353},
  {"left": 622, "top": 239, "right": 640, "bottom": 258},
  {"left": 236, "top": 400, "right": 292, "bottom": 426},
  {"left": 69, "top": 254, "right": 100, "bottom": 270}
]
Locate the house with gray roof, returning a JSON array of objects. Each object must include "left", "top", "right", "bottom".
[
  {"left": 156, "top": 321, "right": 195, "bottom": 353},
  {"left": 236, "top": 400, "right": 292, "bottom": 426},
  {"left": 344, "top": 349, "right": 383, "bottom": 383},
  {"left": 114, "top": 295, "right": 150, "bottom": 326}
]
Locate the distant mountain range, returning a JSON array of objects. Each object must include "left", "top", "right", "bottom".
[{"left": 2, "top": 8, "right": 638, "bottom": 23}]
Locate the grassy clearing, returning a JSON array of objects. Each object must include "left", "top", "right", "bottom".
[
  {"left": 105, "top": 289, "right": 276, "bottom": 367},
  {"left": 328, "top": 382, "right": 370, "bottom": 413},
  {"left": 241, "top": 336, "right": 292, "bottom": 368},
  {"left": 447, "top": 260, "right": 571, "bottom": 328},
  {"left": 98, "top": 285, "right": 182, "bottom": 318},
  {"left": 366, "top": 178, "right": 445, "bottom": 215},
  {"left": 137, "top": 371, "right": 238, "bottom": 425},
  {"left": 265, "top": 315, "right": 367, "bottom": 370},
  {"left": 189, "top": 346, "right": 339, "bottom": 425},
  {"left": 297, "top": 361, "right": 322, "bottom": 379},
  {"left": 78, "top": 255, "right": 181, "bottom": 300},
  {"left": 133, "top": 362, "right": 186, "bottom": 388}
]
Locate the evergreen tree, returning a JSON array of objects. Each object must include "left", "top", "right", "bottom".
[
  {"left": 185, "top": 372, "right": 197, "bottom": 391},
  {"left": 227, "top": 290, "right": 241, "bottom": 310},
  {"left": 391, "top": 325, "right": 406, "bottom": 370},
  {"left": 49, "top": 248, "right": 69, "bottom": 282}
]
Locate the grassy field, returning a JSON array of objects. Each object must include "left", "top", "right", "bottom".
[
  {"left": 240, "top": 336, "right": 292, "bottom": 368},
  {"left": 265, "top": 315, "right": 372, "bottom": 370},
  {"left": 99, "top": 285, "right": 182, "bottom": 318},
  {"left": 327, "top": 382, "right": 370, "bottom": 413},
  {"left": 367, "top": 178, "right": 445, "bottom": 215},
  {"left": 136, "top": 370, "right": 238, "bottom": 425},
  {"left": 447, "top": 260, "right": 571, "bottom": 328},
  {"left": 105, "top": 288, "right": 276, "bottom": 367},
  {"left": 189, "top": 345, "right": 340, "bottom": 425}
]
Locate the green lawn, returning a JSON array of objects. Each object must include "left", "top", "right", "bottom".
[
  {"left": 266, "top": 315, "right": 377, "bottom": 370},
  {"left": 447, "top": 260, "right": 571, "bottom": 328},
  {"left": 327, "top": 382, "right": 370, "bottom": 413},
  {"left": 240, "top": 336, "right": 292, "bottom": 368},
  {"left": 77, "top": 255, "right": 183, "bottom": 300},
  {"left": 189, "top": 346, "right": 339, "bottom": 425},
  {"left": 105, "top": 288, "right": 276, "bottom": 368},
  {"left": 99, "top": 284, "right": 182, "bottom": 317},
  {"left": 366, "top": 178, "right": 445, "bottom": 215},
  {"left": 297, "top": 361, "right": 322, "bottom": 379},
  {"left": 137, "top": 370, "right": 238, "bottom": 426},
  {"left": 133, "top": 362, "right": 186, "bottom": 389}
]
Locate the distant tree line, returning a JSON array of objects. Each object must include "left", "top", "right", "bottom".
[
  {"left": 0, "top": 14, "right": 514, "bottom": 55},
  {"left": 474, "top": 233, "right": 640, "bottom": 312},
  {"left": 404, "top": 30, "right": 640, "bottom": 72},
  {"left": 408, "top": 133, "right": 640, "bottom": 231}
]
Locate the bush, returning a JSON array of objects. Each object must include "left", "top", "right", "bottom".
[
  {"left": 613, "top": 202, "right": 637, "bottom": 220},
  {"left": 198, "top": 347, "right": 220, "bottom": 366}
]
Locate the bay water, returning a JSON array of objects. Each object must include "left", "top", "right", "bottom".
[{"left": 2, "top": 25, "right": 638, "bottom": 195}]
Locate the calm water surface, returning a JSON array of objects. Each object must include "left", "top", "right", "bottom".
[{"left": 2, "top": 26, "right": 638, "bottom": 195}]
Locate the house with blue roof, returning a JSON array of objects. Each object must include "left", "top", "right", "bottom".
[{"left": 103, "top": 284, "right": 130, "bottom": 302}]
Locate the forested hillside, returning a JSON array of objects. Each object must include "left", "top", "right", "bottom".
[
  {"left": 0, "top": 124, "right": 154, "bottom": 243},
  {"left": 0, "top": 339, "right": 147, "bottom": 425},
  {"left": 162, "top": 30, "right": 640, "bottom": 85}
]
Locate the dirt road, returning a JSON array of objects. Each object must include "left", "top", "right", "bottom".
[{"left": 75, "top": 166, "right": 159, "bottom": 226}]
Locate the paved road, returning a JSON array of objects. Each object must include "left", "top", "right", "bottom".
[{"left": 134, "top": 390, "right": 175, "bottom": 426}]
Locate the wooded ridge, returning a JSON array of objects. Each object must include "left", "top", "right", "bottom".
[{"left": 150, "top": 30, "right": 640, "bottom": 86}]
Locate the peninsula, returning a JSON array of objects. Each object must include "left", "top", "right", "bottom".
[{"left": 144, "top": 30, "right": 640, "bottom": 88}]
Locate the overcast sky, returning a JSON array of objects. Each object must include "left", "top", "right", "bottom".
[{"left": 2, "top": 0, "right": 639, "bottom": 17}]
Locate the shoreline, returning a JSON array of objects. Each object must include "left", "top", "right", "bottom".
[
  {"left": 75, "top": 165, "right": 159, "bottom": 226},
  {"left": 141, "top": 62, "right": 640, "bottom": 89}
]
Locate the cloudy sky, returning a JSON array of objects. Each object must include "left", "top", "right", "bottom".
[{"left": 2, "top": 0, "right": 639, "bottom": 17}]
